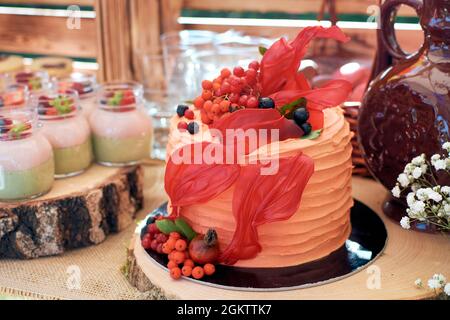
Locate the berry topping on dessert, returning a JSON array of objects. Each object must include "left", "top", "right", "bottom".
[
  {"left": 37, "top": 94, "right": 77, "bottom": 116},
  {"left": 0, "top": 115, "right": 32, "bottom": 140},
  {"left": 177, "top": 104, "right": 189, "bottom": 117},
  {"left": 59, "top": 80, "right": 94, "bottom": 96},
  {"left": 15, "top": 72, "right": 44, "bottom": 91},
  {"left": 101, "top": 89, "right": 136, "bottom": 108},
  {"left": 0, "top": 85, "right": 27, "bottom": 108},
  {"left": 187, "top": 122, "right": 199, "bottom": 135},
  {"left": 293, "top": 107, "right": 310, "bottom": 126},
  {"left": 140, "top": 216, "right": 219, "bottom": 281},
  {"left": 258, "top": 97, "right": 275, "bottom": 109},
  {"left": 177, "top": 121, "right": 188, "bottom": 132}
]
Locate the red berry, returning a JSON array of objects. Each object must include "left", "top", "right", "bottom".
[
  {"left": 169, "top": 232, "right": 181, "bottom": 240},
  {"left": 233, "top": 66, "right": 245, "bottom": 77},
  {"left": 202, "top": 90, "right": 212, "bottom": 100},
  {"left": 156, "top": 243, "right": 164, "bottom": 254},
  {"left": 220, "top": 68, "right": 231, "bottom": 78},
  {"left": 141, "top": 237, "right": 152, "bottom": 249},
  {"left": 184, "top": 109, "right": 195, "bottom": 120},
  {"left": 247, "top": 96, "right": 259, "bottom": 108},
  {"left": 149, "top": 223, "right": 159, "bottom": 234},
  {"left": 156, "top": 233, "right": 168, "bottom": 244},
  {"left": 212, "top": 82, "right": 221, "bottom": 91},
  {"left": 201, "top": 80, "right": 213, "bottom": 90},
  {"left": 182, "top": 265, "right": 192, "bottom": 277},
  {"left": 214, "top": 89, "right": 222, "bottom": 97},
  {"left": 150, "top": 239, "right": 158, "bottom": 251},
  {"left": 175, "top": 239, "right": 187, "bottom": 252},
  {"left": 203, "top": 100, "right": 213, "bottom": 112},
  {"left": 192, "top": 266, "right": 205, "bottom": 280},
  {"left": 204, "top": 263, "right": 216, "bottom": 276},
  {"left": 221, "top": 81, "right": 231, "bottom": 94},
  {"left": 219, "top": 100, "right": 230, "bottom": 113},
  {"left": 167, "top": 261, "right": 178, "bottom": 270},
  {"left": 194, "top": 96, "right": 205, "bottom": 109},
  {"left": 170, "top": 267, "right": 182, "bottom": 280},
  {"left": 211, "top": 103, "right": 221, "bottom": 115},
  {"left": 178, "top": 121, "right": 188, "bottom": 131},
  {"left": 201, "top": 110, "right": 212, "bottom": 124},
  {"left": 239, "top": 95, "right": 248, "bottom": 107},
  {"left": 230, "top": 85, "right": 241, "bottom": 94},
  {"left": 249, "top": 60, "right": 260, "bottom": 71},
  {"left": 229, "top": 93, "right": 239, "bottom": 103}
]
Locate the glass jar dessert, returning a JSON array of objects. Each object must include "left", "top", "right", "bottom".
[
  {"left": 35, "top": 90, "right": 93, "bottom": 178},
  {"left": 13, "top": 71, "right": 50, "bottom": 94},
  {"left": 53, "top": 72, "right": 98, "bottom": 118},
  {"left": 0, "top": 83, "right": 29, "bottom": 109},
  {"left": 89, "top": 82, "right": 152, "bottom": 166},
  {"left": 0, "top": 108, "right": 54, "bottom": 201}
]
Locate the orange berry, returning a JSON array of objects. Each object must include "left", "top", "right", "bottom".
[
  {"left": 212, "top": 82, "right": 221, "bottom": 91},
  {"left": 165, "top": 238, "right": 176, "bottom": 251},
  {"left": 200, "top": 110, "right": 212, "bottom": 124},
  {"left": 182, "top": 265, "right": 192, "bottom": 277},
  {"left": 212, "top": 103, "right": 221, "bottom": 115},
  {"left": 220, "top": 100, "right": 230, "bottom": 112},
  {"left": 203, "top": 100, "right": 213, "bottom": 112},
  {"left": 213, "top": 77, "right": 223, "bottom": 84},
  {"left": 184, "top": 259, "right": 194, "bottom": 268},
  {"left": 173, "top": 251, "right": 185, "bottom": 264},
  {"left": 175, "top": 239, "right": 187, "bottom": 252},
  {"left": 221, "top": 68, "right": 231, "bottom": 78},
  {"left": 202, "top": 80, "right": 213, "bottom": 90},
  {"left": 192, "top": 266, "right": 205, "bottom": 280},
  {"left": 167, "top": 260, "right": 178, "bottom": 270},
  {"left": 207, "top": 111, "right": 215, "bottom": 120},
  {"left": 194, "top": 97, "right": 205, "bottom": 109},
  {"left": 169, "top": 232, "right": 181, "bottom": 240},
  {"left": 213, "top": 97, "right": 223, "bottom": 104},
  {"left": 162, "top": 243, "right": 172, "bottom": 254},
  {"left": 170, "top": 267, "right": 182, "bottom": 280},
  {"left": 204, "top": 264, "right": 216, "bottom": 276},
  {"left": 168, "top": 251, "right": 176, "bottom": 261},
  {"left": 202, "top": 90, "right": 212, "bottom": 100}
]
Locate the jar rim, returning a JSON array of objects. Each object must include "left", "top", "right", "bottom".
[
  {"left": 0, "top": 107, "right": 37, "bottom": 141},
  {"left": 32, "top": 89, "right": 81, "bottom": 120}
]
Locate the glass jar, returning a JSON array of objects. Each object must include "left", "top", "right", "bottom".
[
  {"left": 53, "top": 72, "right": 98, "bottom": 118},
  {"left": 34, "top": 90, "right": 93, "bottom": 178},
  {"left": 0, "top": 84, "right": 29, "bottom": 109},
  {"left": 0, "top": 108, "right": 54, "bottom": 201},
  {"left": 13, "top": 71, "right": 50, "bottom": 94},
  {"left": 90, "top": 82, "right": 153, "bottom": 166}
]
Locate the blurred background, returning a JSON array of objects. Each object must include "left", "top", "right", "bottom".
[{"left": 0, "top": 0, "right": 423, "bottom": 160}]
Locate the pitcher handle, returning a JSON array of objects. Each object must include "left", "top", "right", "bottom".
[{"left": 380, "top": 0, "right": 423, "bottom": 60}]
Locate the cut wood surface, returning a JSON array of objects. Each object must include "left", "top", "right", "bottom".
[
  {"left": 127, "top": 176, "right": 450, "bottom": 300},
  {"left": 0, "top": 0, "right": 94, "bottom": 6},
  {"left": 0, "top": 164, "right": 144, "bottom": 259}
]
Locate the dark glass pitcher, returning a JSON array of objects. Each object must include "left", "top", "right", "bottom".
[{"left": 358, "top": 0, "right": 450, "bottom": 228}]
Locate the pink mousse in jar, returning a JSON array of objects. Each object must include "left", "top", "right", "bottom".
[
  {"left": 35, "top": 89, "right": 93, "bottom": 178},
  {"left": 53, "top": 72, "right": 97, "bottom": 118},
  {"left": 0, "top": 83, "right": 29, "bottom": 109},
  {"left": 0, "top": 108, "right": 54, "bottom": 201},
  {"left": 89, "top": 82, "right": 152, "bottom": 166}
]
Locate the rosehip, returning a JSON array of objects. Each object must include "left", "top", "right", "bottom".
[
  {"left": 182, "top": 266, "right": 192, "bottom": 277},
  {"left": 233, "top": 66, "right": 245, "bottom": 77},
  {"left": 170, "top": 267, "right": 182, "bottom": 280}
]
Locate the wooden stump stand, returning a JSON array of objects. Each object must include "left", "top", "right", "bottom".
[{"left": 0, "top": 165, "right": 144, "bottom": 259}]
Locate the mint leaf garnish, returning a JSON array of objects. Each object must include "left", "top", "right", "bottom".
[
  {"left": 301, "top": 129, "right": 323, "bottom": 140},
  {"left": 259, "top": 46, "right": 267, "bottom": 56},
  {"left": 279, "top": 97, "right": 307, "bottom": 119}
]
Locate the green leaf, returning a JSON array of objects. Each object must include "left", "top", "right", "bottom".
[
  {"left": 301, "top": 129, "right": 323, "bottom": 140},
  {"left": 259, "top": 46, "right": 268, "bottom": 56},
  {"left": 279, "top": 97, "right": 307, "bottom": 119}
]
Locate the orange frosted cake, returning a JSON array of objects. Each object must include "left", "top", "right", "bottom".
[
  {"left": 140, "top": 26, "right": 354, "bottom": 280},
  {"left": 167, "top": 107, "right": 353, "bottom": 267}
]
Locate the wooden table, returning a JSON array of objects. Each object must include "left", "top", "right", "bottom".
[{"left": 127, "top": 171, "right": 450, "bottom": 300}]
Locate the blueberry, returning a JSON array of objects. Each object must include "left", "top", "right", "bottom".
[
  {"left": 300, "top": 122, "right": 312, "bottom": 136},
  {"left": 293, "top": 107, "right": 310, "bottom": 126},
  {"left": 188, "top": 122, "right": 199, "bottom": 135},
  {"left": 258, "top": 97, "right": 275, "bottom": 109},
  {"left": 177, "top": 104, "right": 189, "bottom": 117}
]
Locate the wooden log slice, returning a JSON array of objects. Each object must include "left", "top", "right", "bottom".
[{"left": 0, "top": 164, "right": 144, "bottom": 259}]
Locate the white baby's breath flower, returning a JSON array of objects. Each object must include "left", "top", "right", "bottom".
[
  {"left": 412, "top": 154, "right": 425, "bottom": 166},
  {"left": 404, "top": 163, "right": 415, "bottom": 174},
  {"left": 428, "top": 190, "right": 443, "bottom": 202},
  {"left": 443, "top": 142, "right": 450, "bottom": 152},
  {"left": 410, "top": 201, "right": 425, "bottom": 214},
  {"left": 407, "top": 192, "right": 416, "bottom": 206},
  {"left": 434, "top": 159, "right": 446, "bottom": 171},
  {"left": 432, "top": 273, "right": 447, "bottom": 285},
  {"left": 392, "top": 186, "right": 401, "bottom": 198},
  {"left": 398, "top": 173, "right": 410, "bottom": 188},
  {"left": 412, "top": 167, "right": 423, "bottom": 179},
  {"left": 416, "top": 188, "right": 428, "bottom": 201},
  {"left": 414, "top": 278, "right": 423, "bottom": 288},
  {"left": 431, "top": 154, "right": 441, "bottom": 163},
  {"left": 442, "top": 186, "right": 450, "bottom": 194},
  {"left": 411, "top": 183, "right": 420, "bottom": 192},
  {"left": 428, "top": 279, "right": 442, "bottom": 290},
  {"left": 400, "top": 216, "right": 411, "bottom": 230},
  {"left": 444, "top": 283, "right": 450, "bottom": 296},
  {"left": 444, "top": 203, "right": 450, "bottom": 214}
]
